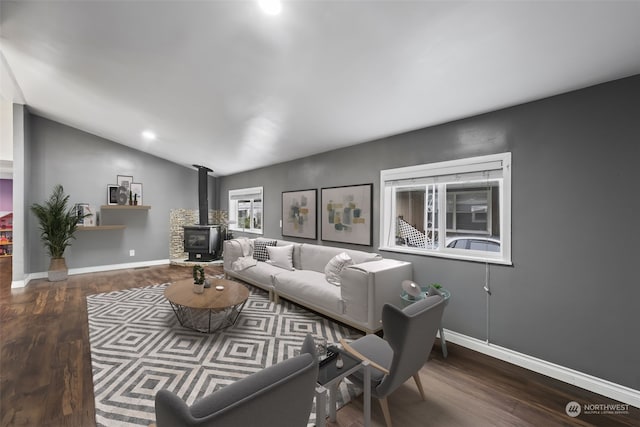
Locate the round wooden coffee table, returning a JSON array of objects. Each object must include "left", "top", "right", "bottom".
[{"left": 164, "top": 277, "right": 250, "bottom": 333}]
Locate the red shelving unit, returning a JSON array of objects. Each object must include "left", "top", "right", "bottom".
[{"left": 0, "top": 212, "right": 13, "bottom": 257}]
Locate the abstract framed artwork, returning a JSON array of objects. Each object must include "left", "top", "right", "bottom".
[
  {"left": 282, "top": 189, "right": 317, "bottom": 239},
  {"left": 321, "top": 183, "right": 373, "bottom": 246}
]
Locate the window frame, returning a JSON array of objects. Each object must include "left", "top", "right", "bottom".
[
  {"left": 446, "top": 188, "right": 493, "bottom": 235},
  {"left": 379, "top": 153, "right": 512, "bottom": 265},
  {"left": 228, "top": 186, "right": 263, "bottom": 235}
]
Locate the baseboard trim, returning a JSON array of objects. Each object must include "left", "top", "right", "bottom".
[
  {"left": 14, "top": 259, "right": 170, "bottom": 288},
  {"left": 443, "top": 329, "right": 640, "bottom": 408},
  {"left": 12, "top": 272, "right": 45, "bottom": 288},
  {"left": 68, "top": 259, "right": 170, "bottom": 276},
  {"left": 11, "top": 279, "right": 27, "bottom": 288}
]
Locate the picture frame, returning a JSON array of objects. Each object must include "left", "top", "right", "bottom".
[
  {"left": 116, "top": 175, "right": 133, "bottom": 191},
  {"left": 107, "top": 185, "right": 119, "bottom": 205},
  {"left": 282, "top": 189, "right": 317, "bottom": 239},
  {"left": 130, "top": 182, "right": 143, "bottom": 206},
  {"left": 75, "top": 203, "right": 96, "bottom": 226},
  {"left": 321, "top": 183, "right": 373, "bottom": 246}
]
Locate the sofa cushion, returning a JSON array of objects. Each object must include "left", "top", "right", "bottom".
[
  {"left": 299, "top": 244, "right": 382, "bottom": 273},
  {"left": 253, "top": 239, "right": 277, "bottom": 262},
  {"left": 324, "top": 252, "right": 354, "bottom": 286},
  {"left": 274, "top": 270, "right": 343, "bottom": 314},
  {"left": 266, "top": 245, "right": 295, "bottom": 270},
  {"left": 232, "top": 261, "right": 287, "bottom": 289}
]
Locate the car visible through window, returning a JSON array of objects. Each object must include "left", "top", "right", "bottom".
[{"left": 446, "top": 237, "right": 500, "bottom": 252}]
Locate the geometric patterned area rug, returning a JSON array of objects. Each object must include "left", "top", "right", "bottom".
[{"left": 87, "top": 280, "right": 363, "bottom": 426}]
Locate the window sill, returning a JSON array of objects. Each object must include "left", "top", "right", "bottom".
[
  {"left": 229, "top": 228, "right": 263, "bottom": 236},
  {"left": 378, "top": 245, "right": 512, "bottom": 266}
]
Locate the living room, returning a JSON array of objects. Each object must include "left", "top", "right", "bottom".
[{"left": 2, "top": 1, "right": 639, "bottom": 426}]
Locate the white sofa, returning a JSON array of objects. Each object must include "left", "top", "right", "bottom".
[{"left": 223, "top": 237, "right": 412, "bottom": 334}]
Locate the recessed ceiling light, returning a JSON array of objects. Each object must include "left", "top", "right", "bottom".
[
  {"left": 258, "top": 0, "right": 282, "bottom": 16},
  {"left": 141, "top": 130, "right": 156, "bottom": 141}
]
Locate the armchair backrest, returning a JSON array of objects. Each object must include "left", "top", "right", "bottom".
[
  {"left": 376, "top": 295, "right": 445, "bottom": 397},
  {"left": 155, "top": 334, "right": 318, "bottom": 427}
]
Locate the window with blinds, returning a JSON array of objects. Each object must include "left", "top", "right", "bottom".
[
  {"left": 379, "top": 153, "right": 512, "bottom": 264},
  {"left": 228, "top": 187, "right": 263, "bottom": 235}
]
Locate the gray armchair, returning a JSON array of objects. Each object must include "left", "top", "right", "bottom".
[
  {"left": 153, "top": 334, "right": 318, "bottom": 427},
  {"left": 341, "top": 295, "right": 445, "bottom": 427}
]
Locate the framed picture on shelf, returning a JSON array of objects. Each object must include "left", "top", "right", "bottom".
[
  {"left": 75, "top": 203, "right": 96, "bottom": 226},
  {"left": 130, "top": 182, "right": 143, "bottom": 206},
  {"left": 321, "top": 183, "right": 373, "bottom": 246},
  {"left": 282, "top": 189, "right": 317, "bottom": 239},
  {"left": 116, "top": 175, "right": 133, "bottom": 191},
  {"left": 107, "top": 185, "right": 119, "bottom": 205}
]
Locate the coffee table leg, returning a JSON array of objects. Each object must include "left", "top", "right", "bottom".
[
  {"left": 168, "top": 302, "right": 181, "bottom": 325},
  {"left": 228, "top": 300, "right": 247, "bottom": 326}
]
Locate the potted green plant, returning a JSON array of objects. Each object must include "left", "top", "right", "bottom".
[
  {"left": 30, "top": 184, "right": 88, "bottom": 281},
  {"left": 193, "top": 265, "right": 205, "bottom": 293}
]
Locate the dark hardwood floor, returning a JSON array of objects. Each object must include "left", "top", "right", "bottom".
[
  {"left": 0, "top": 256, "right": 11, "bottom": 293},
  {"left": 1, "top": 265, "right": 637, "bottom": 426}
]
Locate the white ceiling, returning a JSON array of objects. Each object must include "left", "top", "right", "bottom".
[{"left": 2, "top": 1, "right": 640, "bottom": 176}]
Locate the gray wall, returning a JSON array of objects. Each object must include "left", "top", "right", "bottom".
[
  {"left": 26, "top": 115, "right": 215, "bottom": 272},
  {"left": 219, "top": 75, "right": 640, "bottom": 390},
  {"left": 12, "top": 103, "right": 29, "bottom": 284}
]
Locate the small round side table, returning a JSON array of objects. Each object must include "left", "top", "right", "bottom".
[{"left": 400, "top": 286, "right": 451, "bottom": 357}]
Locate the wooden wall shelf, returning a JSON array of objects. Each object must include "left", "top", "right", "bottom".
[
  {"left": 77, "top": 225, "right": 126, "bottom": 231},
  {"left": 101, "top": 205, "right": 151, "bottom": 210},
  {"left": 78, "top": 206, "right": 151, "bottom": 230}
]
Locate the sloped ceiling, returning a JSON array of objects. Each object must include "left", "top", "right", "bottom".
[{"left": 2, "top": 1, "right": 640, "bottom": 176}]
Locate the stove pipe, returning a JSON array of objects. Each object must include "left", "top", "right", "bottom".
[{"left": 193, "top": 164, "right": 213, "bottom": 225}]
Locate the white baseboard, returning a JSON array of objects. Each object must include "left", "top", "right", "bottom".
[
  {"left": 12, "top": 272, "right": 45, "bottom": 288},
  {"left": 13, "top": 259, "right": 170, "bottom": 288},
  {"left": 443, "top": 329, "right": 640, "bottom": 408},
  {"left": 68, "top": 259, "right": 170, "bottom": 276},
  {"left": 11, "top": 278, "right": 28, "bottom": 288}
]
